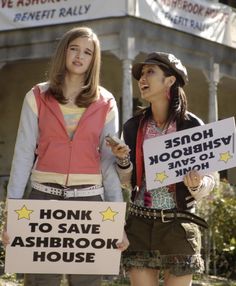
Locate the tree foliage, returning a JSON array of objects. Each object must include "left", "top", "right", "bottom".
[{"left": 198, "top": 178, "right": 236, "bottom": 279}]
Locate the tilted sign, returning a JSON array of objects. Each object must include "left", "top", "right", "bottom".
[{"left": 144, "top": 117, "right": 236, "bottom": 190}]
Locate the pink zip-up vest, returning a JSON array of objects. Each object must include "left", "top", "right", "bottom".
[{"left": 33, "top": 85, "right": 112, "bottom": 176}]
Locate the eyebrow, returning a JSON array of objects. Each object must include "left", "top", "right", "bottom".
[
  {"left": 142, "top": 66, "right": 155, "bottom": 71},
  {"left": 68, "top": 44, "right": 94, "bottom": 53}
]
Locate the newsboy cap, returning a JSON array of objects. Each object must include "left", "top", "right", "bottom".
[{"left": 132, "top": 52, "right": 188, "bottom": 86}]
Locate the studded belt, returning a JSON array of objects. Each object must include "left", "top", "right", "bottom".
[
  {"left": 31, "top": 182, "right": 104, "bottom": 199},
  {"left": 128, "top": 203, "right": 208, "bottom": 228}
]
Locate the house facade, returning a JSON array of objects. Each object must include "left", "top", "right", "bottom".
[{"left": 0, "top": 0, "right": 236, "bottom": 196}]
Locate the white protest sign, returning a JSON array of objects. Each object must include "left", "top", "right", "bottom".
[
  {"left": 5, "top": 200, "right": 126, "bottom": 274},
  {"left": 144, "top": 117, "right": 236, "bottom": 190}
]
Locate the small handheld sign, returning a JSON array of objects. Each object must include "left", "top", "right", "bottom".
[{"left": 143, "top": 117, "right": 236, "bottom": 190}]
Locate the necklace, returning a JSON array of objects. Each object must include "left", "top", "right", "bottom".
[
  {"left": 155, "top": 125, "right": 168, "bottom": 134},
  {"left": 149, "top": 118, "right": 168, "bottom": 135}
]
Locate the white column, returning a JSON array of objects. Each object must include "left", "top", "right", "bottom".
[
  {"left": 203, "top": 62, "right": 220, "bottom": 123},
  {"left": 204, "top": 62, "right": 220, "bottom": 206},
  {"left": 111, "top": 30, "right": 136, "bottom": 125},
  {"left": 208, "top": 63, "right": 220, "bottom": 123},
  {"left": 121, "top": 58, "right": 133, "bottom": 124}
]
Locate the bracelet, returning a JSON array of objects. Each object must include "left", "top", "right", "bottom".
[
  {"left": 116, "top": 155, "right": 130, "bottom": 168},
  {"left": 188, "top": 181, "right": 203, "bottom": 192}
]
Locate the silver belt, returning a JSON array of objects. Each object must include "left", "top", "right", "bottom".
[{"left": 31, "top": 182, "right": 104, "bottom": 199}]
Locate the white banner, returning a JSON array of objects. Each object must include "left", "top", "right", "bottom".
[
  {"left": 0, "top": 0, "right": 235, "bottom": 48},
  {"left": 5, "top": 199, "right": 126, "bottom": 274},
  {"left": 0, "top": 0, "right": 126, "bottom": 31},
  {"left": 144, "top": 117, "right": 236, "bottom": 190},
  {"left": 135, "top": 0, "right": 234, "bottom": 47}
]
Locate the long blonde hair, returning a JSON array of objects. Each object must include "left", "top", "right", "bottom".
[{"left": 48, "top": 26, "right": 101, "bottom": 107}]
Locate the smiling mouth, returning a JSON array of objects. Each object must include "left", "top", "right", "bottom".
[{"left": 140, "top": 85, "right": 149, "bottom": 91}]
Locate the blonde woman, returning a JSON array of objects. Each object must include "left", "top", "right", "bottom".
[{"left": 3, "top": 27, "right": 128, "bottom": 286}]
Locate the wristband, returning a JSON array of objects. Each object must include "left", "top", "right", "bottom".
[{"left": 116, "top": 155, "right": 130, "bottom": 168}]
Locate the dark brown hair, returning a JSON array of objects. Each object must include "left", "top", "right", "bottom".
[
  {"left": 135, "top": 64, "right": 188, "bottom": 126},
  {"left": 159, "top": 64, "right": 188, "bottom": 126}
]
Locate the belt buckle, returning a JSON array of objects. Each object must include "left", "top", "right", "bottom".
[
  {"left": 62, "top": 188, "right": 71, "bottom": 199},
  {"left": 161, "top": 210, "right": 172, "bottom": 223}
]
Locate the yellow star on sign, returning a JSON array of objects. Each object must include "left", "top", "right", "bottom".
[
  {"left": 100, "top": 207, "right": 118, "bottom": 222},
  {"left": 219, "top": 151, "right": 232, "bottom": 163},
  {"left": 154, "top": 171, "right": 168, "bottom": 183},
  {"left": 15, "top": 205, "right": 34, "bottom": 220}
]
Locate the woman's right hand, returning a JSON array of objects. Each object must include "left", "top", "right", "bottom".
[
  {"left": 2, "top": 229, "right": 10, "bottom": 247},
  {"left": 116, "top": 230, "right": 130, "bottom": 252}
]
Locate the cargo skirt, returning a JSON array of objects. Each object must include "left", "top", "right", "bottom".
[{"left": 122, "top": 208, "right": 205, "bottom": 276}]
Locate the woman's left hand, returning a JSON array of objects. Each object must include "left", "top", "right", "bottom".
[
  {"left": 116, "top": 230, "right": 129, "bottom": 252},
  {"left": 183, "top": 170, "right": 203, "bottom": 189}
]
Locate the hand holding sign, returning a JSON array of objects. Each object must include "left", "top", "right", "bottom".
[
  {"left": 183, "top": 170, "right": 203, "bottom": 190},
  {"left": 143, "top": 117, "right": 236, "bottom": 190}
]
